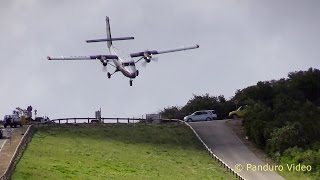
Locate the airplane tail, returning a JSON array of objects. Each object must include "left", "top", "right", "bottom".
[
  {"left": 105, "top": 16, "right": 112, "bottom": 48},
  {"left": 86, "top": 16, "right": 134, "bottom": 49}
]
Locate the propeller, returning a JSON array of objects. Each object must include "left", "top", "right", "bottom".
[
  {"left": 141, "top": 56, "right": 159, "bottom": 67},
  {"left": 140, "top": 50, "right": 159, "bottom": 67},
  {"left": 141, "top": 60, "right": 147, "bottom": 67},
  {"left": 152, "top": 57, "right": 159, "bottom": 62},
  {"left": 101, "top": 60, "right": 108, "bottom": 72},
  {"left": 102, "top": 65, "right": 108, "bottom": 72}
]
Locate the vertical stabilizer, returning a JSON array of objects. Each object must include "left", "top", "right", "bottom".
[{"left": 106, "top": 16, "right": 112, "bottom": 48}]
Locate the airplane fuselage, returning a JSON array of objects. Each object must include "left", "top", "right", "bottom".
[{"left": 109, "top": 46, "right": 137, "bottom": 79}]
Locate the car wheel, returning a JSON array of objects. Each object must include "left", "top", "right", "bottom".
[
  {"left": 187, "top": 118, "right": 192, "bottom": 122},
  {"left": 4, "top": 124, "right": 7, "bottom": 128},
  {"left": 206, "top": 117, "right": 211, "bottom": 121},
  {"left": 233, "top": 114, "right": 238, "bottom": 120}
]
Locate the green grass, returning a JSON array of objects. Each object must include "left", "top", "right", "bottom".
[{"left": 12, "top": 123, "right": 236, "bottom": 180}]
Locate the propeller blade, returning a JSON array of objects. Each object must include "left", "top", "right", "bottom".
[
  {"left": 141, "top": 61, "right": 147, "bottom": 68},
  {"left": 102, "top": 65, "right": 108, "bottom": 72},
  {"left": 152, "top": 57, "right": 159, "bottom": 62}
]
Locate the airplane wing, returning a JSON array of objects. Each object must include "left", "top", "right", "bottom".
[
  {"left": 130, "top": 44, "right": 199, "bottom": 58},
  {"left": 47, "top": 55, "right": 118, "bottom": 60}
]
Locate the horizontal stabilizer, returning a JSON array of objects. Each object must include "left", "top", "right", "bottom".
[{"left": 86, "top": 37, "right": 134, "bottom": 43}]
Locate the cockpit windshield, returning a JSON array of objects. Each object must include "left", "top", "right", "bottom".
[{"left": 123, "top": 62, "right": 135, "bottom": 66}]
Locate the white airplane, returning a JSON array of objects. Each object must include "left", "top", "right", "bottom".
[{"left": 47, "top": 16, "right": 199, "bottom": 86}]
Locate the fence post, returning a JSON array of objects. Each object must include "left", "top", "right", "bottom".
[
  {"left": 117, "top": 118, "right": 119, "bottom": 123},
  {"left": 88, "top": 118, "right": 89, "bottom": 124},
  {"left": 128, "top": 118, "right": 129, "bottom": 124},
  {"left": 74, "top": 118, "right": 76, "bottom": 124}
]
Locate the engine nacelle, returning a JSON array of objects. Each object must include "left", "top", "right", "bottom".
[
  {"left": 143, "top": 51, "right": 152, "bottom": 62},
  {"left": 100, "top": 59, "right": 108, "bottom": 66}
]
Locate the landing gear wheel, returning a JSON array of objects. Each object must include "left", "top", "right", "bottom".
[
  {"left": 107, "top": 72, "right": 111, "bottom": 79},
  {"left": 136, "top": 70, "right": 139, "bottom": 76},
  {"left": 130, "top": 80, "right": 133, "bottom": 86}
]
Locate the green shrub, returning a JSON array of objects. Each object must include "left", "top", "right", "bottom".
[
  {"left": 267, "top": 123, "right": 306, "bottom": 155},
  {"left": 281, "top": 147, "right": 320, "bottom": 176}
]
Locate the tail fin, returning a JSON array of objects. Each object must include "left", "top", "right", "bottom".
[
  {"left": 106, "top": 16, "right": 112, "bottom": 48},
  {"left": 86, "top": 16, "right": 134, "bottom": 47}
]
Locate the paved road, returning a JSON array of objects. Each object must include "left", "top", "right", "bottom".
[
  {"left": 0, "top": 129, "right": 8, "bottom": 151},
  {"left": 0, "top": 138, "right": 5, "bottom": 151},
  {"left": 0, "top": 127, "right": 16, "bottom": 151},
  {"left": 189, "top": 120, "right": 284, "bottom": 180}
]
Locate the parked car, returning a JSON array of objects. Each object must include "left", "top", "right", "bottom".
[
  {"left": 3, "top": 114, "right": 22, "bottom": 128},
  {"left": 228, "top": 106, "right": 248, "bottom": 119},
  {"left": 183, "top": 110, "right": 217, "bottom": 122}
]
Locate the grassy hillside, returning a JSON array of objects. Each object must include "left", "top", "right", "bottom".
[{"left": 12, "top": 123, "right": 236, "bottom": 179}]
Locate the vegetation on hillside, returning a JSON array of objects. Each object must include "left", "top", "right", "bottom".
[
  {"left": 160, "top": 68, "right": 320, "bottom": 177},
  {"left": 160, "top": 94, "right": 235, "bottom": 120}
]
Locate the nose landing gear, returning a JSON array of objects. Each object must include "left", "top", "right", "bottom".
[{"left": 130, "top": 80, "right": 133, "bottom": 86}]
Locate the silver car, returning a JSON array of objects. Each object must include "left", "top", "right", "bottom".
[{"left": 183, "top": 110, "right": 218, "bottom": 122}]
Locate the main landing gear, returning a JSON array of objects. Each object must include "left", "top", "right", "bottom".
[{"left": 107, "top": 69, "right": 119, "bottom": 79}]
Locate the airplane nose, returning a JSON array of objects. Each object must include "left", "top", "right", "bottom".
[
  {"left": 127, "top": 66, "right": 137, "bottom": 78},
  {"left": 131, "top": 72, "right": 136, "bottom": 78}
]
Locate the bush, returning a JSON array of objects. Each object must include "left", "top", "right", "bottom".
[
  {"left": 244, "top": 101, "right": 272, "bottom": 148},
  {"left": 281, "top": 147, "right": 320, "bottom": 175},
  {"left": 267, "top": 123, "right": 306, "bottom": 155}
]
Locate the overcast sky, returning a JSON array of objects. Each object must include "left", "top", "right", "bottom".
[{"left": 1, "top": 0, "right": 319, "bottom": 119}]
